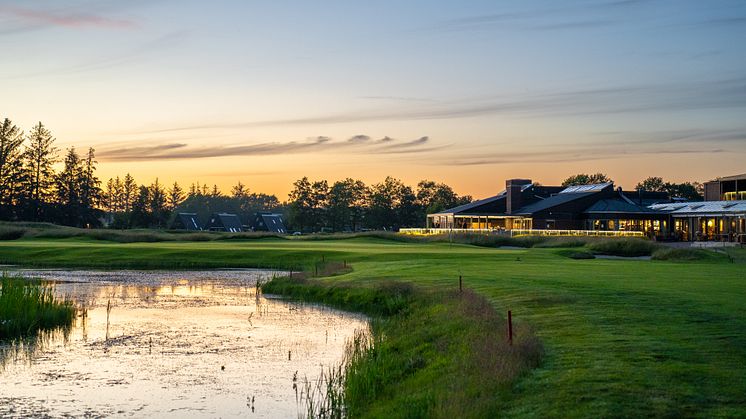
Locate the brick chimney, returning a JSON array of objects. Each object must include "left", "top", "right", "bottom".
[{"left": 506, "top": 179, "right": 531, "bottom": 214}]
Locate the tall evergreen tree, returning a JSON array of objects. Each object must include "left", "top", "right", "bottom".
[
  {"left": 122, "top": 173, "right": 137, "bottom": 213},
  {"left": 80, "top": 148, "right": 102, "bottom": 211},
  {"left": 149, "top": 179, "right": 168, "bottom": 228},
  {"left": 130, "top": 185, "right": 151, "bottom": 228},
  {"left": 55, "top": 147, "right": 83, "bottom": 226},
  {"left": 24, "top": 122, "right": 58, "bottom": 220},
  {"left": 0, "top": 118, "right": 26, "bottom": 219},
  {"left": 167, "top": 182, "right": 184, "bottom": 211}
]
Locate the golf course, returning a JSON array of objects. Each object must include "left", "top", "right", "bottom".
[{"left": 1, "top": 234, "right": 744, "bottom": 417}]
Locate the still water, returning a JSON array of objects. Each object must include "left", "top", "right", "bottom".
[{"left": 0, "top": 269, "right": 367, "bottom": 418}]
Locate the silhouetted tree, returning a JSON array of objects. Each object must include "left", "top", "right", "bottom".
[
  {"left": 287, "top": 177, "right": 314, "bottom": 232},
  {"left": 562, "top": 173, "right": 613, "bottom": 186},
  {"left": 636, "top": 176, "right": 703, "bottom": 201},
  {"left": 0, "top": 118, "right": 26, "bottom": 220},
  {"left": 167, "top": 182, "right": 184, "bottom": 211},
  {"left": 416, "top": 180, "right": 472, "bottom": 215},
  {"left": 327, "top": 178, "right": 368, "bottom": 231},
  {"left": 54, "top": 147, "right": 83, "bottom": 226},
  {"left": 24, "top": 122, "right": 58, "bottom": 220}
]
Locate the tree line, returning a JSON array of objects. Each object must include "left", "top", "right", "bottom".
[
  {"left": 102, "top": 176, "right": 281, "bottom": 229},
  {"left": 0, "top": 119, "right": 102, "bottom": 226},
  {"left": 1, "top": 116, "right": 704, "bottom": 231},
  {"left": 285, "top": 176, "right": 472, "bottom": 232},
  {"left": 562, "top": 172, "right": 703, "bottom": 201}
]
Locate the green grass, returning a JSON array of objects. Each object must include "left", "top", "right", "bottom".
[
  {"left": 0, "top": 236, "right": 744, "bottom": 416},
  {"left": 0, "top": 274, "right": 76, "bottom": 339},
  {"left": 266, "top": 278, "right": 542, "bottom": 418}
]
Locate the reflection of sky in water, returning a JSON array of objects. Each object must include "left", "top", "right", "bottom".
[{"left": 0, "top": 270, "right": 367, "bottom": 418}]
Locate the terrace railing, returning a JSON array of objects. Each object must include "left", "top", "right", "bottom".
[{"left": 398, "top": 228, "right": 645, "bottom": 238}]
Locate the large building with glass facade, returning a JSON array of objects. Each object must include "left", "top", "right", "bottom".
[
  {"left": 704, "top": 173, "right": 746, "bottom": 201},
  {"left": 423, "top": 176, "right": 746, "bottom": 243},
  {"left": 426, "top": 179, "right": 671, "bottom": 237}
]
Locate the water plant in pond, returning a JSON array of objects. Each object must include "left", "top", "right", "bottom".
[{"left": 0, "top": 274, "right": 76, "bottom": 339}]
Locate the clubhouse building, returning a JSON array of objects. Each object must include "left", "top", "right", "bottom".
[{"left": 415, "top": 175, "right": 746, "bottom": 243}]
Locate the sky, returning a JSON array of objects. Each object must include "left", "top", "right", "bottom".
[{"left": 2, "top": 0, "right": 745, "bottom": 199}]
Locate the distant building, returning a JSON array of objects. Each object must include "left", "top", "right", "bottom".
[
  {"left": 171, "top": 213, "right": 203, "bottom": 231},
  {"left": 427, "top": 179, "right": 670, "bottom": 236},
  {"left": 252, "top": 212, "right": 287, "bottom": 234},
  {"left": 206, "top": 213, "right": 243, "bottom": 232},
  {"left": 704, "top": 173, "right": 746, "bottom": 201}
]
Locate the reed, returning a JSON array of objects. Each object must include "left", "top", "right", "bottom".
[
  {"left": 268, "top": 277, "right": 542, "bottom": 418},
  {"left": 0, "top": 274, "right": 76, "bottom": 339}
]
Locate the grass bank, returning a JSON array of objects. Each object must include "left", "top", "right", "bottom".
[
  {"left": 0, "top": 236, "right": 744, "bottom": 416},
  {"left": 0, "top": 275, "right": 76, "bottom": 339},
  {"left": 264, "top": 277, "right": 541, "bottom": 418}
]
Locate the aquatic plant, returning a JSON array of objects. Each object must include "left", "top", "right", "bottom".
[{"left": 0, "top": 274, "right": 76, "bottom": 339}]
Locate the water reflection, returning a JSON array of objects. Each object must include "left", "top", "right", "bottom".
[{"left": 0, "top": 270, "right": 367, "bottom": 418}]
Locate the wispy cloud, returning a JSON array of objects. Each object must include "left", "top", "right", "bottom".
[
  {"left": 123, "top": 77, "right": 746, "bottom": 134},
  {"left": 0, "top": 5, "right": 136, "bottom": 30},
  {"left": 429, "top": 0, "right": 646, "bottom": 32},
  {"left": 434, "top": 146, "right": 728, "bottom": 167},
  {"left": 97, "top": 135, "right": 438, "bottom": 161},
  {"left": 2, "top": 31, "right": 187, "bottom": 80}
]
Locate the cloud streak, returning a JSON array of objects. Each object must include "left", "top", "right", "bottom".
[
  {"left": 119, "top": 76, "right": 746, "bottom": 137},
  {"left": 2, "top": 31, "right": 187, "bottom": 80},
  {"left": 0, "top": 5, "right": 136, "bottom": 29},
  {"left": 97, "top": 135, "right": 439, "bottom": 161}
]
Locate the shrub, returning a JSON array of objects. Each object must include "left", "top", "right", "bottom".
[
  {"left": 567, "top": 251, "right": 596, "bottom": 259},
  {"left": 651, "top": 247, "right": 713, "bottom": 261},
  {"left": 586, "top": 238, "right": 658, "bottom": 257},
  {"left": 0, "top": 227, "right": 27, "bottom": 241}
]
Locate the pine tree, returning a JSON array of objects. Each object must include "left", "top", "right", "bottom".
[
  {"left": 24, "top": 122, "right": 58, "bottom": 220},
  {"left": 123, "top": 173, "right": 137, "bottom": 213},
  {"left": 149, "top": 178, "right": 167, "bottom": 228},
  {"left": 55, "top": 147, "right": 83, "bottom": 225},
  {"left": 0, "top": 118, "right": 27, "bottom": 219},
  {"left": 80, "top": 148, "right": 101, "bottom": 211},
  {"left": 167, "top": 182, "right": 184, "bottom": 211}
]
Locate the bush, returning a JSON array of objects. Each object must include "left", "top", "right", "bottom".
[
  {"left": 651, "top": 247, "right": 713, "bottom": 261},
  {"left": 534, "top": 237, "right": 592, "bottom": 248},
  {"left": 568, "top": 251, "right": 596, "bottom": 259},
  {"left": 586, "top": 238, "right": 658, "bottom": 257},
  {"left": 0, "top": 227, "right": 27, "bottom": 240}
]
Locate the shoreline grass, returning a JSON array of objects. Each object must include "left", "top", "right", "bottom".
[
  {"left": 0, "top": 274, "right": 76, "bottom": 339},
  {"left": 265, "top": 277, "right": 542, "bottom": 418}
]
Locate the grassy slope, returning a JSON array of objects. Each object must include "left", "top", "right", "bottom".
[{"left": 1, "top": 237, "right": 744, "bottom": 416}]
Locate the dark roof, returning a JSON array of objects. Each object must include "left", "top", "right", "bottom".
[
  {"left": 176, "top": 212, "right": 202, "bottom": 231},
  {"left": 513, "top": 192, "right": 597, "bottom": 215},
  {"left": 433, "top": 183, "right": 538, "bottom": 215},
  {"left": 558, "top": 182, "right": 613, "bottom": 194},
  {"left": 433, "top": 194, "right": 505, "bottom": 215},
  {"left": 209, "top": 213, "right": 243, "bottom": 232},
  {"left": 713, "top": 173, "right": 746, "bottom": 182},
  {"left": 260, "top": 213, "right": 287, "bottom": 233},
  {"left": 584, "top": 199, "right": 662, "bottom": 214}
]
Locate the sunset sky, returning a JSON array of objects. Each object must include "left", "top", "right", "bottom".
[{"left": 2, "top": 0, "right": 745, "bottom": 199}]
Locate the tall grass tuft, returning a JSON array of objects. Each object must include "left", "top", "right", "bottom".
[
  {"left": 586, "top": 238, "right": 659, "bottom": 257},
  {"left": 0, "top": 274, "right": 76, "bottom": 339},
  {"left": 0, "top": 226, "right": 27, "bottom": 241},
  {"left": 267, "top": 276, "right": 543, "bottom": 418}
]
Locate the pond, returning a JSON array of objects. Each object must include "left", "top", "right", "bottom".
[{"left": 0, "top": 269, "right": 367, "bottom": 418}]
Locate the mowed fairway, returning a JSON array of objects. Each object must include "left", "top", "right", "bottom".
[{"left": 1, "top": 237, "right": 745, "bottom": 417}]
